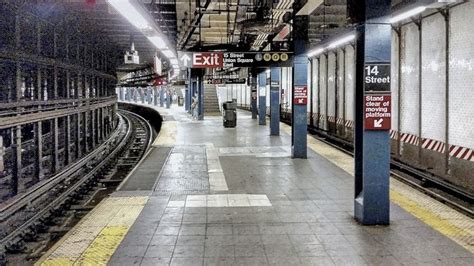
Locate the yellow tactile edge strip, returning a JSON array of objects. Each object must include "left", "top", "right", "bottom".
[
  {"left": 36, "top": 196, "right": 148, "bottom": 266},
  {"left": 281, "top": 123, "right": 473, "bottom": 253}
]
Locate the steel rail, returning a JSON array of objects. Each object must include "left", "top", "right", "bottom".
[
  {"left": 0, "top": 113, "right": 124, "bottom": 219},
  {"left": 0, "top": 113, "right": 130, "bottom": 246}
]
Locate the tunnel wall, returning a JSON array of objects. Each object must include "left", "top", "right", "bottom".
[
  {"left": 0, "top": 2, "right": 119, "bottom": 201},
  {"left": 117, "top": 102, "right": 163, "bottom": 135}
]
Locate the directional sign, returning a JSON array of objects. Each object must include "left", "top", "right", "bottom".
[
  {"left": 178, "top": 52, "right": 223, "bottom": 68},
  {"left": 206, "top": 78, "right": 246, "bottom": 84},
  {"left": 179, "top": 51, "right": 293, "bottom": 68},
  {"left": 364, "top": 63, "right": 391, "bottom": 92},
  {"left": 179, "top": 53, "right": 191, "bottom": 66},
  {"left": 293, "top": 86, "right": 307, "bottom": 105},
  {"left": 364, "top": 94, "right": 391, "bottom": 130}
]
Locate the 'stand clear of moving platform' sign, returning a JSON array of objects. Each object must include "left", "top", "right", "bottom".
[
  {"left": 293, "top": 86, "right": 307, "bottom": 105},
  {"left": 364, "top": 95, "right": 391, "bottom": 130}
]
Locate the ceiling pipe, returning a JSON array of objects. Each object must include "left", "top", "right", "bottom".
[{"left": 179, "top": 0, "right": 212, "bottom": 50}]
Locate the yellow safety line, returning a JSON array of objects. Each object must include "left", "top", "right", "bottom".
[
  {"left": 281, "top": 122, "right": 473, "bottom": 253},
  {"left": 38, "top": 197, "right": 148, "bottom": 266}
]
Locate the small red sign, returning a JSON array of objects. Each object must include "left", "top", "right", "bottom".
[
  {"left": 364, "top": 94, "right": 391, "bottom": 130},
  {"left": 193, "top": 52, "right": 223, "bottom": 68},
  {"left": 294, "top": 86, "right": 308, "bottom": 105}
]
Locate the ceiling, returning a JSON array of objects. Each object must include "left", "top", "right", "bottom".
[
  {"left": 55, "top": 0, "right": 350, "bottom": 67},
  {"left": 173, "top": 0, "right": 351, "bottom": 52},
  {"left": 62, "top": 0, "right": 178, "bottom": 65},
  {"left": 57, "top": 0, "right": 417, "bottom": 68}
]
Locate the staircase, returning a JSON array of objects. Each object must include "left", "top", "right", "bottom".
[{"left": 203, "top": 85, "right": 221, "bottom": 114}]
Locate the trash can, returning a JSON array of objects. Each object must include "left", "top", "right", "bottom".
[
  {"left": 222, "top": 101, "right": 237, "bottom": 128},
  {"left": 178, "top": 96, "right": 184, "bottom": 106}
]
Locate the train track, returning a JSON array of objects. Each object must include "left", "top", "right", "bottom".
[
  {"left": 0, "top": 110, "right": 152, "bottom": 265},
  {"left": 278, "top": 115, "right": 473, "bottom": 218}
]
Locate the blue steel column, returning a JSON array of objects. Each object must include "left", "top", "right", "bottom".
[
  {"left": 270, "top": 68, "right": 280, "bottom": 135},
  {"left": 198, "top": 73, "right": 204, "bottom": 120},
  {"left": 291, "top": 0, "right": 308, "bottom": 158},
  {"left": 250, "top": 69, "right": 258, "bottom": 119},
  {"left": 166, "top": 88, "right": 171, "bottom": 108},
  {"left": 185, "top": 69, "right": 191, "bottom": 111},
  {"left": 352, "top": 0, "right": 391, "bottom": 225},
  {"left": 159, "top": 87, "right": 164, "bottom": 107},
  {"left": 258, "top": 71, "right": 266, "bottom": 125}
]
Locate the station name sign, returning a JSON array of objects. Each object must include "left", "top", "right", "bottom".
[
  {"left": 364, "top": 62, "right": 390, "bottom": 92},
  {"left": 178, "top": 51, "right": 293, "bottom": 68}
]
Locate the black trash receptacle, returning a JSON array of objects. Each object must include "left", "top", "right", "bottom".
[{"left": 222, "top": 101, "right": 237, "bottom": 128}]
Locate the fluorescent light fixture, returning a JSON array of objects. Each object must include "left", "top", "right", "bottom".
[
  {"left": 328, "top": 34, "right": 356, "bottom": 49},
  {"left": 147, "top": 36, "right": 167, "bottom": 49},
  {"left": 162, "top": 50, "right": 175, "bottom": 58},
  {"left": 390, "top": 6, "right": 426, "bottom": 24},
  {"left": 170, "top": 58, "right": 179, "bottom": 65},
  {"left": 107, "top": 0, "right": 150, "bottom": 30},
  {"left": 307, "top": 48, "right": 324, "bottom": 58}
]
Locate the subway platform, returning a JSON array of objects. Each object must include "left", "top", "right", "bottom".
[{"left": 37, "top": 104, "right": 474, "bottom": 266}]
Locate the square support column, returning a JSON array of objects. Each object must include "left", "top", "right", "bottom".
[
  {"left": 250, "top": 70, "right": 258, "bottom": 119},
  {"left": 291, "top": 0, "right": 308, "bottom": 159},
  {"left": 12, "top": 125, "right": 21, "bottom": 195},
  {"left": 65, "top": 115, "right": 71, "bottom": 165},
  {"left": 351, "top": 0, "right": 392, "bottom": 225},
  {"left": 258, "top": 71, "right": 267, "bottom": 125},
  {"left": 197, "top": 74, "right": 204, "bottom": 120},
  {"left": 53, "top": 117, "right": 59, "bottom": 172},
  {"left": 159, "top": 87, "right": 165, "bottom": 107},
  {"left": 166, "top": 88, "right": 171, "bottom": 109},
  {"left": 0, "top": 136, "right": 4, "bottom": 174},
  {"left": 270, "top": 68, "right": 281, "bottom": 136},
  {"left": 185, "top": 77, "right": 190, "bottom": 111}
]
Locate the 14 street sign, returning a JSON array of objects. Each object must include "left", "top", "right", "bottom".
[
  {"left": 178, "top": 51, "right": 293, "bottom": 68},
  {"left": 364, "top": 62, "right": 390, "bottom": 92}
]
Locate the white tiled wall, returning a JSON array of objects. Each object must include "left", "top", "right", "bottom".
[
  {"left": 312, "top": 58, "right": 319, "bottom": 117},
  {"left": 400, "top": 23, "right": 420, "bottom": 136},
  {"left": 391, "top": 31, "right": 399, "bottom": 131},
  {"left": 422, "top": 13, "right": 446, "bottom": 142},
  {"left": 345, "top": 45, "right": 355, "bottom": 123},
  {"left": 319, "top": 55, "right": 327, "bottom": 130},
  {"left": 327, "top": 53, "right": 336, "bottom": 118},
  {"left": 337, "top": 49, "right": 344, "bottom": 120},
  {"left": 449, "top": 2, "right": 474, "bottom": 149}
]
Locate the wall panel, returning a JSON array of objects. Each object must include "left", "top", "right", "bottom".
[
  {"left": 391, "top": 31, "right": 400, "bottom": 132},
  {"left": 327, "top": 53, "right": 336, "bottom": 119},
  {"left": 345, "top": 45, "right": 355, "bottom": 125},
  {"left": 449, "top": 2, "right": 474, "bottom": 149},
  {"left": 312, "top": 59, "right": 319, "bottom": 120},
  {"left": 421, "top": 13, "right": 446, "bottom": 143},
  {"left": 319, "top": 56, "right": 327, "bottom": 130},
  {"left": 400, "top": 23, "right": 420, "bottom": 136}
]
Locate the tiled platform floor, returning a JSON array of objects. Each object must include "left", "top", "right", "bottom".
[{"left": 39, "top": 103, "right": 474, "bottom": 266}]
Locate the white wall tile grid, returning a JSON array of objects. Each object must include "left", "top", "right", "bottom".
[{"left": 221, "top": 2, "right": 474, "bottom": 163}]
